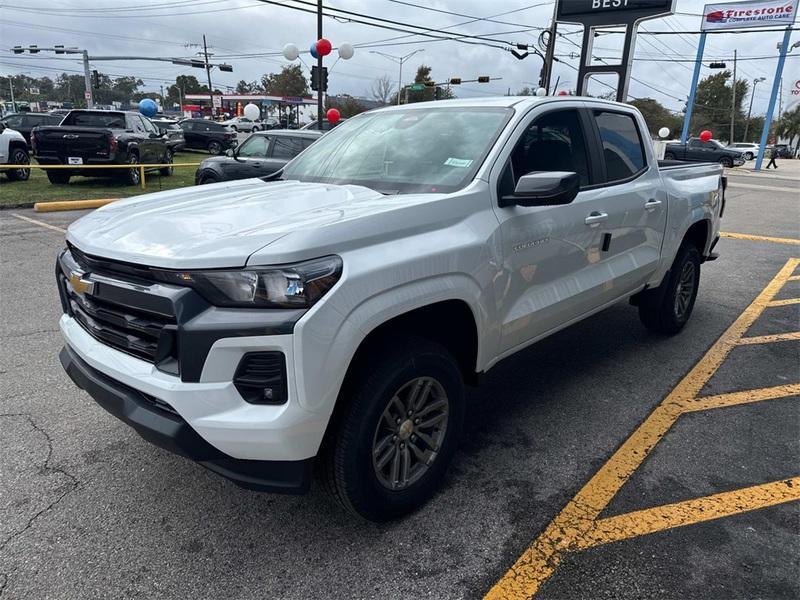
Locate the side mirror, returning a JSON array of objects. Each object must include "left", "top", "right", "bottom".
[
  {"left": 225, "top": 149, "right": 234, "bottom": 157},
  {"left": 500, "top": 171, "right": 580, "bottom": 208}
]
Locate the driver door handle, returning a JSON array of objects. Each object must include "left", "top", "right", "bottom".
[
  {"left": 585, "top": 211, "right": 608, "bottom": 227},
  {"left": 645, "top": 199, "right": 662, "bottom": 211}
]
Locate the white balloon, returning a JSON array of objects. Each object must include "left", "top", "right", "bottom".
[
  {"left": 338, "top": 42, "right": 354, "bottom": 60},
  {"left": 243, "top": 103, "right": 260, "bottom": 121},
  {"left": 283, "top": 43, "right": 299, "bottom": 61},
  {"left": 658, "top": 127, "right": 671, "bottom": 139},
  {"left": 535, "top": 87, "right": 547, "bottom": 97}
]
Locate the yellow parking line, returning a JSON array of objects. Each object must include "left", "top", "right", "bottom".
[
  {"left": 737, "top": 332, "right": 800, "bottom": 345},
  {"left": 767, "top": 298, "right": 800, "bottom": 307},
  {"left": 682, "top": 384, "right": 800, "bottom": 413},
  {"left": 788, "top": 275, "right": 800, "bottom": 282},
  {"left": 578, "top": 478, "right": 800, "bottom": 550},
  {"left": 720, "top": 232, "right": 800, "bottom": 245},
  {"left": 9, "top": 213, "right": 66, "bottom": 233},
  {"left": 485, "top": 257, "right": 799, "bottom": 600}
]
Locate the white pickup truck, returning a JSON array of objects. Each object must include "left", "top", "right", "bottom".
[{"left": 57, "top": 97, "right": 724, "bottom": 520}]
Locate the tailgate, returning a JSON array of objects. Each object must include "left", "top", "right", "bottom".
[{"left": 35, "top": 127, "right": 111, "bottom": 159}]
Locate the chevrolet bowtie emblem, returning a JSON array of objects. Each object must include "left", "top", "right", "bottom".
[{"left": 68, "top": 271, "right": 94, "bottom": 296}]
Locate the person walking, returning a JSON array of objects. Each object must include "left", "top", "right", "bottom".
[{"left": 765, "top": 146, "right": 778, "bottom": 169}]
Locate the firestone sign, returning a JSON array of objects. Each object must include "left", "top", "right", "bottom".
[{"left": 701, "top": 0, "right": 798, "bottom": 30}]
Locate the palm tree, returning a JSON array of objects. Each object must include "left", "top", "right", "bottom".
[{"left": 775, "top": 105, "right": 800, "bottom": 156}]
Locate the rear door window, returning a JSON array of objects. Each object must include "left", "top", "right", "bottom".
[
  {"left": 272, "top": 136, "right": 305, "bottom": 159},
  {"left": 593, "top": 111, "right": 646, "bottom": 182}
]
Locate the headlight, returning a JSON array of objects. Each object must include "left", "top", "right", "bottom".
[{"left": 155, "top": 255, "right": 342, "bottom": 308}]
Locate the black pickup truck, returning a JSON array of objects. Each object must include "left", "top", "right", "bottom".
[
  {"left": 32, "top": 110, "right": 173, "bottom": 185},
  {"left": 664, "top": 137, "right": 745, "bottom": 168}
]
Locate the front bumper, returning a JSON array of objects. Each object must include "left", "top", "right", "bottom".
[{"left": 60, "top": 344, "right": 312, "bottom": 493}]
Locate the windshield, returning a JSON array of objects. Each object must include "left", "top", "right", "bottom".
[{"left": 283, "top": 106, "right": 512, "bottom": 193}]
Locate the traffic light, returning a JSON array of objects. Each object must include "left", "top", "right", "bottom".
[
  {"left": 449, "top": 78, "right": 462, "bottom": 85},
  {"left": 709, "top": 62, "right": 727, "bottom": 69},
  {"left": 12, "top": 46, "right": 23, "bottom": 54},
  {"left": 311, "top": 65, "right": 328, "bottom": 92},
  {"left": 28, "top": 45, "right": 39, "bottom": 54},
  {"left": 92, "top": 70, "right": 100, "bottom": 89},
  {"left": 218, "top": 63, "right": 233, "bottom": 72},
  {"left": 477, "top": 75, "right": 490, "bottom": 83},
  {"left": 54, "top": 45, "right": 65, "bottom": 55},
  {"left": 190, "top": 60, "right": 206, "bottom": 69}
]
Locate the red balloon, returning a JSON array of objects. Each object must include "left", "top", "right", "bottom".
[
  {"left": 557, "top": 90, "right": 569, "bottom": 96},
  {"left": 700, "top": 130, "right": 713, "bottom": 142},
  {"left": 326, "top": 108, "right": 341, "bottom": 124},
  {"left": 316, "top": 38, "right": 332, "bottom": 57}
]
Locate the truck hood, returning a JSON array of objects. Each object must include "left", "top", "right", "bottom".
[{"left": 66, "top": 179, "right": 448, "bottom": 269}]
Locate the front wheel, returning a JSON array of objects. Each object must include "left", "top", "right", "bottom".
[
  {"left": 638, "top": 243, "right": 701, "bottom": 334},
  {"left": 6, "top": 147, "right": 30, "bottom": 181},
  {"left": 159, "top": 150, "right": 173, "bottom": 176},
  {"left": 744, "top": 152, "right": 754, "bottom": 160},
  {"left": 208, "top": 140, "right": 222, "bottom": 155},
  {"left": 319, "top": 336, "right": 464, "bottom": 521},
  {"left": 664, "top": 152, "right": 676, "bottom": 160},
  {"left": 719, "top": 157, "right": 733, "bottom": 168}
]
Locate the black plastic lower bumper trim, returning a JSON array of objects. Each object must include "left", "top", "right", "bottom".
[{"left": 59, "top": 345, "right": 312, "bottom": 494}]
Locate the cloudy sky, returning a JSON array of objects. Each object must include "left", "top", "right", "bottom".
[{"left": 1, "top": 0, "right": 797, "bottom": 116}]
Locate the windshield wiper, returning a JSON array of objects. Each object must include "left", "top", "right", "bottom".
[{"left": 259, "top": 169, "right": 285, "bottom": 182}]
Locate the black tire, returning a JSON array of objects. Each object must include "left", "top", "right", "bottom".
[
  {"left": 159, "top": 150, "right": 173, "bottom": 176},
  {"left": 744, "top": 152, "right": 754, "bottom": 160},
  {"left": 198, "top": 171, "right": 220, "bottom": 185},
  {"left": 125, "top": 154, "right": 141, "bottom": 186},
  {"left": 251, "top": 126, "right": 259, "bottom": 132},
  {"left": 230, "top": 126, "right": 237, "bottom": 132},
  {"left": 319, "top": 336, "right": 464, "bottom": 521},
  {"left": 638, "top": 243, "right": 701, "bottom": 335},
  {"left": 6, "top": 147, "right": 30, "bottom": 181},
  {"left": 46, "top": 170, "right": 70, "bottom": 185},
  {"left": 719, "top": 156, "right": 733, "bottom": 168},
  {"left": 664, "top": 152, "right": 676, "bottom": 160},
  {"left": 208, "top": 140, "right": 222, "bottom": 155}
]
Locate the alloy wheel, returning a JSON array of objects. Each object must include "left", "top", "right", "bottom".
[{"left": 674, "top": 260, "right": 696, "bottom": 319}]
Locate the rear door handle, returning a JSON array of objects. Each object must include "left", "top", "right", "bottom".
[
  {"left": 585, "top": 211, "right": 608, "bottom": 227},
  {"left": 645, "top": 199, "right": 662, "bottom": 212}
]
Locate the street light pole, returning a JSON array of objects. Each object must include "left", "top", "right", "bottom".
[
  {"left": 370, "top": 49, "right": 425, "bottom": 105},
  {"left": 7, "top": 76, "right": 15, "bottom": 113},
  {"left": 729, "top": 49, "right": 737, "bottom": 143},
  {"left": 202, "top": 35, "right": 215, "bottom": 117},
  {"left": 317, "top": 0, "right": 324, "bottom": 130},
  {"left": 744, "top": 77, "right": 765, "bottom": 142}
]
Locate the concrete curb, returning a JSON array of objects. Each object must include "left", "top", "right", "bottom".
[{"left": 34, "top": 198, "right": 119, "bottom": 212}]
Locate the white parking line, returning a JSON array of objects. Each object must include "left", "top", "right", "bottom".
[
  {"left": 727, "top": 182, "right": 799, "bottom": 194},
  {"left": 9, "top": 213, "right": 67, "bottom": 233}
]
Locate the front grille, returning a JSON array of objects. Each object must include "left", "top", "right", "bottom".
[{"left": 58, "top": 249, "right": 178, "bottom": 369}]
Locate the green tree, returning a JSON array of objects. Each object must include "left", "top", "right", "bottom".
[
  {"left": 325, "top": 95, "right": 367, "bottom": 118},
  {"left": 235, "top": 79, "right": 259, "bottom": 94},
  {"left": 628, "top": 98, "right": 682, "bottom": 137},
  {"left": 775, "top": 105, "right": 800, "bottom": 154},
  {"left": 166, "top": 75, "right": 208, "bottom": 106},
  {"left": 261, "top": 65, "right": 309, "bottom": 97},
  {"left": 391, "top": 65, "right": 455, "bottom": 104},
  {"left": 517, "top": 86, "right": 535, "bottom": 96},
  {"left": 689, "top": 70, "right": 749, "bottom": 143}
]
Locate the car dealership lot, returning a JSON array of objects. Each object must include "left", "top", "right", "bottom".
[{"left": 0, "top": 172, "right": 797, "bottom": 599}]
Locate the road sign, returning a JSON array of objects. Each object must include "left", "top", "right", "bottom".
[
  {"left": 556, "top": 0, "right": 674, "bottom": 24},
  {"left": 701, "top": 0, "right": 798, "bottom": 31},
  {"left": 84, "top": 91, "right": 92, "bottom": 100},
  {"left": 212, "top": 95, "right": 222, "bottom": 108},
  {"left": 410, "top": 83, "right": 425, "bottom": 91}
]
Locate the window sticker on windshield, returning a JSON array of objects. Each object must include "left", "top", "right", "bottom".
[{"left": 444, "top": 157, "right": 473, "bottom": 168}]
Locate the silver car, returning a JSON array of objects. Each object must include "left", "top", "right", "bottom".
[
  {"left": 220, "top": 116, "right": 261, "bottom": 133},
  {"left": 726, "top": 142, "right": 761, "bottom": 160}
]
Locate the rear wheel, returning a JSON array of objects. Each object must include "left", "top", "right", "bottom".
[
  {"left": 159, "top": 149, "right": 173, "bottom": 176},
  {"left": 744, "top": 152, "right": 754, "bottom": 160},
  {"left": 208, "top": 140, "right": 222, "bottom": 155},
  {"left": 46, "top": 170, "right": 70, "bottom": 185},
  {"left": 198, "top": 171, "right": 220, "bottom": 185},
  {"left": 664, "top": 152, "right": 676, "bottom": 160},
  {"left": 125, "top": 154, "right": 141, "bottom": 186},
  {"left": 319, "top": 336, "right": 464, "bottom": 521},
  {"left": 638, "top": 243, "right": 701, "bottom": 335},
  {"left": 6, "top": 147, "right": 30, "bottom": 181}
]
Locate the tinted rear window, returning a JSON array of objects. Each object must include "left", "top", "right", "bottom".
[
  {"left": 594, "top": 111, "right": 646, "bottom": 182},
  {"left": 61, "top": 112, "right": 127, "bottom": 128}
]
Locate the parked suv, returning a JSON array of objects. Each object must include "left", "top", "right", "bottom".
[
  {"left": 726, "top": 142, "right": 760, "bottom": 160},
  {"left": 0, "top": 112, "right": 63, "bottom": 147},
  {"left": 179, "top": 118, "right": 237, "bottom": 154},
  {"left": 57, "top": 98, "right": 724, "bottom": 520},
  {"left": 151, "top": 118, "right": 186, "bottom": 152},
  {"left": 32, "top": 110, "right": 173, "bottom": 186},
  {"left": 195, "top": 130, "right": 321, "bottom": 184},
  {"left": 220, "top": 116, "right": 262, "bottom": 133}
]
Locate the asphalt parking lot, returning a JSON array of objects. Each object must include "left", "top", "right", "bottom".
[{"left": 0, "top": 170, "right": 798, "bottom": 599}]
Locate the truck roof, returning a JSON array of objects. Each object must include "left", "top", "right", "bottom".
[{"left": 370, "top": 95, "right": 636, "bottom": 112}]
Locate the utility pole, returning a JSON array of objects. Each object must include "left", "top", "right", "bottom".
[
  {"left": 744, "top": 77, "right": 765, "bottom": 142},
  {"left": 778, "top": 77, "right": 783, "bottom": 120},
  {"left": 202, "top": 35, "right": 215, "bottom": 117},
  {"left": 539, "top": 1, "right": 559, "bottom": 93},
  {"left": 729, "top": 49, "right": 737, "bottom": 143},
  {"left": 370, "top": 49, "right": 425, "bottom": 105},
  {"left": 317, "top": 0, "right": 324, "bottom": 129},
  {"left": 7, "top": 76, "right": 15, "bottom": 112}
]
